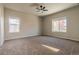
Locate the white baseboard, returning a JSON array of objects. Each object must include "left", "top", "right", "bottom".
[
  {"left": 5, "top": 34, "right": 40, "bottom": 40},
  {"left": 44, "top": 35, "right": 79, "bottom": 42}
]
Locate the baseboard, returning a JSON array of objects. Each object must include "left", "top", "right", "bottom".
[
  {"left": 43, "top": 35, "right": 79, "bottom": 42},
  {"left": 5, "top": 34, "right": 41, "bottom": 40},
  {"left": 5, "top": 34, "right": 79, "bottom": 43}
]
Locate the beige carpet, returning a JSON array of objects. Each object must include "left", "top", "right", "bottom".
[{"left": 0, "top": 36, "right": 79, "bottom": 55}]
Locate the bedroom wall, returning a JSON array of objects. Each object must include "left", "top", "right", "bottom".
[
  {"left": 4, "top": 8, "right": 42, "bottom": 40},
  {"left": 42, "top": 5, "right": 79, "bottom": 41}
]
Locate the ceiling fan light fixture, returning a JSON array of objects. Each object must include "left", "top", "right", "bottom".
[{"left": 36, "top": 5, "right": 48, "bottom": 13}]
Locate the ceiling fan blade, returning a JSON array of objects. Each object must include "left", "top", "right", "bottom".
[
  {"left": 36, "top": 8, "right": 41, "bottom": 10},
  {"left": 40, "top": 5, "right": 42, "bottom": 8},
  {"left": 40, "top": 5, "right": 43, "bottom": 10},
  {"left": 43, "top": 7, "right": 45, "bottom": 9},
  {"left": 36, "top": 10, "right": 40, "bottom": 12},
  {"left": 43, "top": 9, "right": 48, "bottom": 11}
]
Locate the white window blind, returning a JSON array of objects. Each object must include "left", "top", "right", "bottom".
[
  {"left": 52, "top": 17, "right": 67, "bottom": 32},
  {"left": 9, "top": 17, "right": 20, "bottom": 33}
]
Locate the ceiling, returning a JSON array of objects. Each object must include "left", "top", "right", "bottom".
[{"left": 3, "top": 3, "right": 79, "bottom": 16}]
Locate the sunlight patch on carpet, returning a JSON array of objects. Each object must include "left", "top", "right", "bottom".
[{"left": 42, "top": 44, "right": 60, "bottom": 52}]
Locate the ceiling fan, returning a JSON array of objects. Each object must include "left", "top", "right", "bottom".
[
  {"left": 36, "top": 5, "right": 48, "bottom": 13},
  {"left": 30, "top": 3, "right": 48, "bottom": 13}
]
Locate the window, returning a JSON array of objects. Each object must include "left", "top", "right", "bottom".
[
  {"left": 9, "top": 17, "right": 20, "bottom": 33},
  {"left": 52, "top": 17, "right": 67, "bottom": 32}
]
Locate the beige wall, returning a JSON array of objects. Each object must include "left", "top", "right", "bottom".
[
  {"left": 0, "top": 5, "right": 4, "bottom": 45},
  {"left": 4, "top": 8, "right": 42, "bottom": 40},
  {"left": 43, "top": 5, "right": 79, "bottom": 41}
]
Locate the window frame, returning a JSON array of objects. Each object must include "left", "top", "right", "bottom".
[
  {"left": 9, "top": 16, "right": 20, "bottom": 33},
  {"left": 52, "top": 17, "right": 67, "bottom": 32}
]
